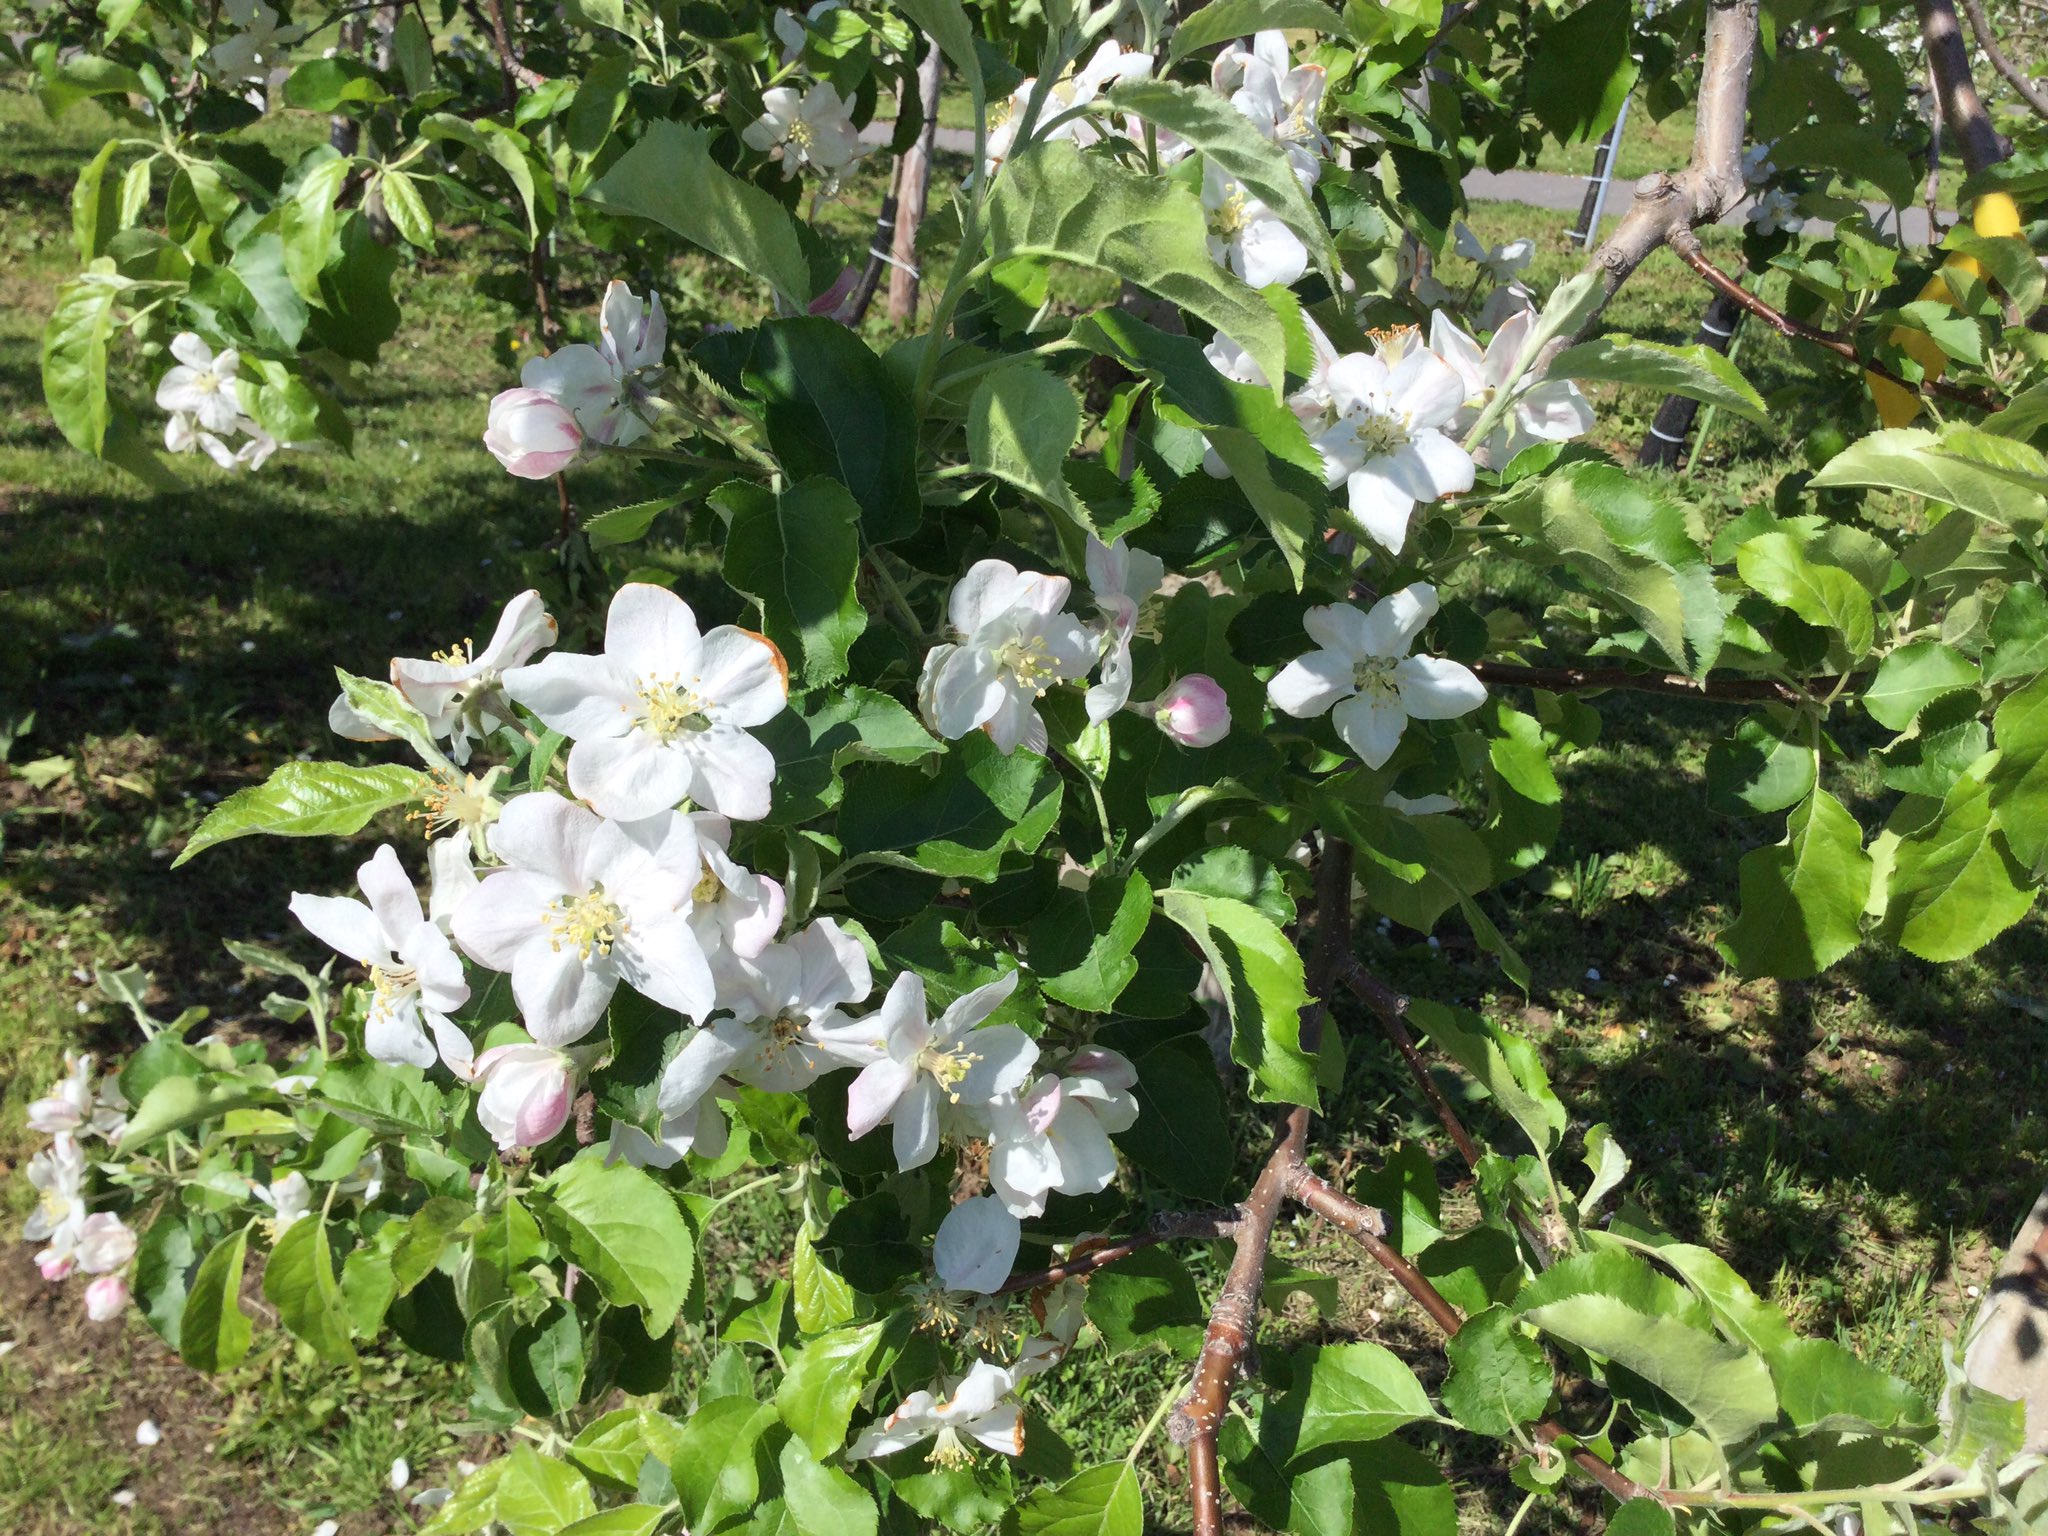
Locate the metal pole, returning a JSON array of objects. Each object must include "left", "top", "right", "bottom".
[{"left": 1578, "top": 94, "right": 1633, "bottom": 248}]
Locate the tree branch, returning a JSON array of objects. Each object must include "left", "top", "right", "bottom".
[
  {"left": 1959, "top": 0, "right": 2048, "bottom": 125},
  {"left": 1576, "top": 0, "right": 1758, "bottom": 326},
  {"left": 1340, "top": 961, "right": 1482, "bottom": 1171},
  {"left": 1668, "top": 232, "right": 2006, "bottom": 412},
  {"left": 1922, "top": 0, "right": 2012, "bottom": 174},
  {"left": 1174, "top": 841, "right": 1354, "bottom": 1536},
  {"left": 992, "top": 1209, "right": 1240, "bottom": 1297}
]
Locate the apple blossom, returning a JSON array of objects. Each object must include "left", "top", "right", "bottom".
[
  {"left": 471, "top": 1042, "right": 577, "bottom": 1151},
  {"left": 24, "top": 1134, "right": 88, "bottom": 1259},
  {"left": 843, "top": 969, "right": 1036, "bottom": 1170},
  {"left": 919, "top": 560, "right": 1096, "bottom": 755},
  {"left": 658, "top": 919, "right": 875, "bottom": 1104},
  {"left": 1213, "top": 31, "right": 1328, "bottom": 184},
  {"left": 519, "top": 282, "right": 667, "bottom": 447},
  {"left": 985, "top": 1049, "right": 1139, "bottom": 1217},
  {"left": 289, "top": 845, "right": 473, "bottom": 1071},
  {"left": 934, "top": 1194, "right": 1022, "bottom": 1296},
  {"left": 165, "top": 410, "right": 276, "bottom": 470},
  {"left": 330, "top": 591, "right": 557, "bottom": 766},
  {"left": 451, "top": 792, "right": 718, "bottom": 1043},
  {"left": 428, "top": 835, "right": 480, "bottom": 931},
  {"left": 484, "top": 388, "right": 583, "bottom": 479},
  {"left": 1749, "top": 186, "right": 1804, "bottom": 236},
  {"left": 1266, "top": 584, "right": 1485, "bottom": 769},
  {"left": 251, "top": 1172, "right": 313, "bottom": 1234},
  {"left": 1429, "top": 310, "right": 1594, "bottom": 467},
  {"left": 155, "top": 334, "right": 242, "bottom": 436},
  {"left": 1084, "top": 536, "right": 1165, "bottom": 723},
  {"left": 743, "top": 83, "right": 867, "bottom": 187},
  {"left": 208, "top": 0, "right": 299, "bottom": 79},
  {"left": 504, "top": 583, "right": 789, "bottom": 823},
  {"left": 1453, "top": 222, "right": 1534, "bottom": 287},
  {"left": 1306, "top": 342, "right": 1474, "bottom": 555},
  {"left": 606, "top": 1083, "right": 732, "bottom": 1170},
  {"left": 847, "top": 1359, "right": 1027, "bottom": 1464},
  {"left": 1148, "top": 674, "right": 1232, "bottom": 747},
  {"left": 983, "top": 40, "right": 1153, "bottom": 178},
  {"left": 615, "top": 809, "right": 784, "bottom": 964},
  {"left": 84, "top": 1275, "right": 130, "bottom": 1322},
  {"left": 27, "top": 1052, "right": 96, "bottom": 1136},
  {"left": 1203, "top": 162, "right": 1308, "bottom": 289},
  {"left": 75, "top": 1212, "right": 136, "bottom": 1274},
  {"left": 774, "top": 0, "right": 840, "bottom": 62}
]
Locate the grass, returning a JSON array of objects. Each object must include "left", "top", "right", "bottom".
[{"left": 2, "top": 74, "right": 2044, "bottom": 1533}]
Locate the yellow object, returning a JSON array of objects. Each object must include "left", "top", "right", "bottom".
[{"left": 1865, "top": 191, "right": 2022, "bottom": 426}]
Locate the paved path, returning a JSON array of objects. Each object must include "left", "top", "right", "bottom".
[{"left": 866, "top": 121, "right": 1941, "bottom": 245}]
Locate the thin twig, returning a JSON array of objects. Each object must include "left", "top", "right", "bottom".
[
  {"left": 1341, "top": 962, "right": 1483, "bottom": 1170},
  {"left": 1470, "top": 658, "right": 1847, "bottom": 705},
  {"left": 1959, "top": 0, "right": 2048, "bottom": 123},
  {"left": 992, "top": 1209, "right": 1240, "bottom": 1297},
  {"left": 1668, "top": 232, "right": 2005, "bottom": 412}
]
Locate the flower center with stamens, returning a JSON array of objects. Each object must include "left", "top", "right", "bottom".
[
  {"left": 767, "top": 1011, "right": 808, "bottom": 1054},
  {"left": 693, "top": 859, "right": 724, "bottom": 908},
  {"left": 906, "top": 1277, "right": 964, "bottom": 1334},
  {"left": 431, "top": 638, "right": 476, "bottom": 667},
  {"left": 546, "top": 888, "right": 626, "bottom": 960},
  {"left": 917, "top": 1043, "right": 983, "bottom": 1103},
  {"left": 412, "top": 769, "right": 497, "bottom": 837},
  {"left": 927, "top": 1427, "right": 974, "bottom": 1470},
  {"left": 39, "top": 1187, "right": 72, "bottom": 1225},
  {"left": 997, "top": 635, "right": 1060, "bottom": 696},
  {"left": 1208, "top": 188, "right": 1251, "bottom": 239},
  {"left": 1352, "top": 655, "right": 1399, "bottom": 700},
  {"left": 787, "top": 116, "right": 816, "bottom": 152},
  {"left": 637, "top": 677, "right": 711, "bottom": 742},
  {"left": 1351, "top": 407, "right": 1410, "bottom": 458},
  {"left": 370, "top": 962, "right": 420, "bottom": 1001}
]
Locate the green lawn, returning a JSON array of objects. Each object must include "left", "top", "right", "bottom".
[{"left": 1, "top": 75, "right": 2041, "bottom": 1535}]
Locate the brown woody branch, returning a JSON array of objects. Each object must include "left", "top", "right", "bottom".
[
  {"left": 991, "top": 1209, "right": 1239, "bottom": 1297},
  {"left": 1341, "top": 961, "right": 1483, "bottom": 1170},
  {"left": 1959, "top": 0, "right": 2048, "bottom": 124},
  {"left": 1668, "top": 233, "right": 2006, "bottom": 413}
]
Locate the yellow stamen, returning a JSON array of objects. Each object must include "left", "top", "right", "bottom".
[
  {"left": 547, "top": 888, "right": 627, "bottom": 960},
  {"left": 636, "top": 676, "right": 711, "bottom": 742}
]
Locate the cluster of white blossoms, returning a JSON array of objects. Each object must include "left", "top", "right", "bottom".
[
  {"left": 982, "top": 38, "right": 1156, "bottom": 180},
  {"left": 289, "top": 577, "right": 1152, "bottom": 1463},
  {"left": 155, "top": 334, "right": 281, "bottom": 472},
  {"left": 1205, "top": 301, "right": 1591, "bottom": 555},
  {"left": 1198, "top": 32, "right": 1330, "bottom": 288},
  {"left": 917, "top": 540, "right": 1232, "bottom": 754},
  {"left": 21, "top": 1053, "right": 134, "bottom": 1322},
  {"left": 485, "top": 281, "right": 669, "bottom": 479},
  {"left": 743, "top": 81, "right": 869, "bottom": 191}
]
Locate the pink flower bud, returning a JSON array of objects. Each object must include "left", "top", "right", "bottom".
[
  {"left": 472, "top": 1043, "right": 576, "bottom": 1151},
  {"left": 483, "top": 388, "right": 583, "bottom": 479},
  {"left": 84, "top": 1274, "right": 130, "bottom": 1322},
  {"left": 37, "top": 1249, "right": 75, "bottom": 1282},
  {"left": 1150, "top": 675, "right": 1230, "bottom": 747},
  {"left": 807, "top": 266, "right": 862, "bottom": 323}
]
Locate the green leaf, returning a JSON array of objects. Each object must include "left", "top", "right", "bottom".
[
  {"left": 1882, "top": 764, "right": 2037, "bottom": 960},
  {"left": 1607, "top": 1500, "right": 1675, "bottom": 1536},
  {"left": 1029, "top": 870, "right": 1153, "bottom": 1011},
  {"left": 1165, "top": 0, "right": 1353, "bottom": 60},
  {"left": 1988, "top": 583, "right": 2048, "bottom": 686},
  {"left": 1118, "top": 1038, "right": 1233, "bottom": 1201},
  {"left": 737, "top": 319, "right": 921, "bottom": 541},
  {"left": 1404, "top": 1000, "right": 1566, "bottom": 1155},
  {"left": 891, "top": 0, "right": 985, "bottom": 111},
  {"left": 1876, "top": 688, "right": 1988, "bottom": 798},
  {"left": 263, "top": 1216, "right": 357, "bottom": 1365},
  {"left": 1109, "top": 78, "right": 1334, "bottom": 286},
  {"left": 315, "top": 1059, "right": 446, "bottom": 1136},
  {"left": 591, "top": 121, "right": 813, "bottom": 302},
  {"left": 376, "top": 168, "right": 435, "bottom": 251},
  {"left": 667, "top": 1396, "right": 779, "bottom": 1530},
  {"left": 582, "top": 496, "right": 676, "bottom": 549},
  {"left": 1494, "top": 461, "right": 1721, "bottom": 675},
  {"left": 1549, "top": 336, "right": 1766, "bottom": 426},
  {"left": 1718, "top": 788, "right": 1873, "bottom": 980},
  {"left": 776, "top": 1321, "right": 885, "bottom": 1458},
  {"left": 175, "top": 761, "right": 428, "bottom": 865},
  {"left": 120, "top": 1074, "right": 265, "bottom": 1147},
  {"left": 1705, "top": 711, "right": 1816, "bottom": 817},
  {"left": 42, "top": 272, "right": 125, "bottom": 455},
  {"left": 1161, "top": 889, "right": 1317, "bottom": 1107},
  {"left": 1441, "top": 1307, "right": 1552, "bottom": 1436},
  {"left": 1990, "top": 673, "right": 2048, "bottom": 872},
  {"left": 1293, "top": 1341, "right": 1434, "bottom": 1457},
  {"left": 1526, "top": 0, "right": 1638, "bottom": 144},
  {"left": 721, "top": 478, "right": 867, "bottom": 685},
  {"left": 133, "top": 1214, "right": 199, "bottom": 1349},
  {"left": 494, "top": 1445, "right": 598, "bottom": 1536},
  {"left": 1810, "top": 427, "right": 2047, "bottom": 528},
  {"left": 1736, "top": 532, "right": 1875, "bottom": 657},
  {"left": 792, "top": 1227, "right": 856, "bottom": 1333},
  {"left": 334, "top": 668, "right": 442, "bottom": 761},
  {"left": 509, "top": 1300, "right": 586, "bottom": 1416},
  {"left": 967, "top": 363, "right": 1088, "bottom": 526},
  {"left": 282, "top": 157, "right": 350, "bottom": 301},
  {"left": 284, "top": 57, "right": 391, "bottom": 110},
  {"left": 1084, "top": 1246, "right": 1206, "bottom": 1355},
  {"left": 1011, "top": 1462, "right": 1142, "bottom": 1536},
  {"left": 179, "top": 1225, "right": 254, "bottom": 1372},
  {"left": 1513, "top": 1251, "right": 1779, "bottom": 1446},
  {"left": 988, "top": 140, "right": 1286, "bottom": 400},
  {"left": 535, "top": 1155, "right": 697, "bottom": 1334},
  {"left": 836, "top": 734, "right": 1062, "bottom": 880},
  {"left": 778, "top": 1437, "right": 878, "bottom": 1536},
  {"left": 1352, "top": 1143, "right": 1442, "bottom": 1258},
  {"left": 72, "top": 140, "right": 122, "bottom": 261},
  {"left": 559, "top": 1508, "right": 667, "bottom": 1536},
  {"left": 419, "top": 115, "right": 542, "bottom": 241},
  {"left": 1769, "top": 1338, "right": 1929, "bottom": 1433}
]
